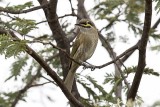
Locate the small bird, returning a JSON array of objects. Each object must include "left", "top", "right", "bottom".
[{"left": 64, "top": 19, "right": 99, "bottom": 91}]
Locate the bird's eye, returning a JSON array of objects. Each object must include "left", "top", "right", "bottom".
[
  {"left": 87, "top": 21, "right": 92, "bottom": 26},
  {"left": 80, "top": 22, "right": 86, "bottom": 25}
]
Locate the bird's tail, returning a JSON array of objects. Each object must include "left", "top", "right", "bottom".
[{"left": 64, "top": 62, "right": 79, "bottom": 92}]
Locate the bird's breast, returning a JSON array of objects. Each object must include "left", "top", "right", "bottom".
[{"left": 80, "top": 30, "right": 98, "bottom": 60}]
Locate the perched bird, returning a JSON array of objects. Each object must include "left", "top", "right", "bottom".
[{"left": 64, "top": 19, "right": 99, "bottom": 91}]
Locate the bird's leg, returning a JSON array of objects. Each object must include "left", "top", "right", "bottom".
[{"left": 82, "top": 61, "right": 96, "bottom": 71}]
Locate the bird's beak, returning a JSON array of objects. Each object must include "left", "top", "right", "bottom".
[{"left": 75, "top": 24, "right": 81, "bottom": 26}]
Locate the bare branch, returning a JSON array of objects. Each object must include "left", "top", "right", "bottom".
[
  {"left": 127, "top": 0, "right": 152, "bottom": 101},
  {"left": 29, "top": 81, "right": 52, "bottom": 87},
  {"left": 36, "top": 13, "right": 78, "bottom": 25},
  {"left": 99, "top": 33, "right": 130, "bottom": 90},
  {"left": 68, "top": 0, "right": 75, "bottom": 14},
  {"left": 58, "top": 13, "right": 78, "bottom": 19},
  {"left": 96, "top": 34, "right": 139, "bottom": 68},
  {"left": 99, "top": 12, "right": 121, "bottom": 32},
  {"left": 41, "top": 75, "right": 57, "bottom": 85},
  {"left": 77, "top": 0, "right": 90, "bottom": 19},
  {"left": 152, "top": 17, "right": 160, "bottom": 29},
  {"left": 49, "top": 42, "right": 82, "bottom": 65}
]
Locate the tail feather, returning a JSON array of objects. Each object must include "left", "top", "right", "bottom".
[
  {"left": 64, "top": 70, "right": 76, "bottom": 91},
  {"left": 64, "top": 62, "right": 79, "bottom": 91}
]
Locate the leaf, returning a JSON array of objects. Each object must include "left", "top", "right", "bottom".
[
  {"left": 80, "top": 97, "right": 94, "bottom": 107},
  {"left": 151, "top": 45, "right": 160, "bottom": 51},
  {"left": 103, "top": 73, "right": 115, "bottom": 84},
  {"left": 87, "top": 76, "right": 108, "bottom": 95},
  {"left": 124, "top": 66, "right": 160, "bottom": 76},
  {"left": 88, "top": 76, "right": 116, "bottom": 103},
  {"left": 0, "top": 34, "right": 27, "bottom": 58},
  {"left": 6, "top": 1, "right": 33, "bottom": 11},
  {"left": 9, "top": 18, "right": 37, "bottom": 35},
  {"left": 154, "top": 0, "right": 160, "bottom": 13},
  {"left": 78, "top": 78, "right": 98, "bottom": 100},
  {"left": 5, "top": 55, "right": 28, "bottom": 81},
  {"left": 0, "top": 95, "right": 10, "bottom": 107}
]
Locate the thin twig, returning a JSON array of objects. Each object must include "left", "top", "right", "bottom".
[
  {"left": 68, "top": 0, "right": 75, "bottom": 15},
  {"left": 58, "top": 13, "right": 78, "bottom": 19},
  {"left": 49, "top": 42, "right": 82, "bottom": 66},
  {"left": 36, "top": 13, "right": 78, "bottom": 25},
  {"left": 152, "top": 17, "right": 160, "bottom": 29},
  {"left": 29, "top": 81, "right": 52, "bottom": 87},
  {"left": 41, "top": 75, "right": 57, "bottom": 85},
  {"left": 96, "top": 38, "right": 139, "bottom": 69}
]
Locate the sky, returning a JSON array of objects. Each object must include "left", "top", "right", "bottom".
[{"left": 0, "top": 0, "right": 160, "bottom": 107}]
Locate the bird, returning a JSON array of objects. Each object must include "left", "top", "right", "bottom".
[{"left": 64, "top": 19, "right": 99, "bottom": 92}]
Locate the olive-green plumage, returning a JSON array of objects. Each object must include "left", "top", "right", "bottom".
[{"left": 64, "top": 19, "right": 99, "bottom": 91}]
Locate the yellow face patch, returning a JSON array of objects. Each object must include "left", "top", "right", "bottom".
[
  {"left": 81, "top": 23, "right": 92, "bottom": 27},
  {"left": 80, "top": 21, "right": 92, "bottom": 27}
]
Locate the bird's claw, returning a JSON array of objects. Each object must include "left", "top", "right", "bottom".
[
  {"left": 82, "top": 62, "right": 96, "bottom": 71},
  {"left": 91, "top": 66, "right": 95, "bottom": 71},
  {"left": 83, "top": 66, "right": 86, "bottom": 70}
]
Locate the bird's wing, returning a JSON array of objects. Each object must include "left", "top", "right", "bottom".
[{"left": 70, "top": 33, "right": 81, "bottom": 57}]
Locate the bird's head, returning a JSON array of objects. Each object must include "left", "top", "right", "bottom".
[{"left": 75, "top": 19, "right": 95, "bottom": 29}]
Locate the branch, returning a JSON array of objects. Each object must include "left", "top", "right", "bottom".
[
  {"left": 77, "top": 0, "right": 90, "bottom": 19},
  {"left": 152, "top": 17, "right": 160, "bottom": 29},
  {"left": 68, "top": 0, "right": 75, "bottom": 14},
  {"left": 127, "top": 0, "right": 152, "bottom": 101},
  {"left": 99, "top": 33, "right": 130, "bottom": 90},
  {"left": 37, "top": 0, "right": 71, "bottom": 79},
  {"left": 36, "top": 13, "right": 78, "bottom": 25},
  {"left": 58, "top": 13, "right": 78, "bottom": 19},
  {"left": 41, "top": 75, "right": 57, "bottom": 85},
  {"left": 99, "top": 12, "right": 121, "bottom": 32},
  {"left": 0, "top": 3, "right": 48, "bottom": 14},
  {"left": 29, "top": 81, "right": 52, "bottom": 87},
  {"left": 96, "top": 35, "right": 139, "bottom": 69},
  {"left": 49, "top": 42, "right": 81, "bottom": 65}
]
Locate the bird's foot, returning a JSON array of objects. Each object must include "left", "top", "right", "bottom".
[{"left": 82, "top": 62, "right": 96, "bottom": 71}]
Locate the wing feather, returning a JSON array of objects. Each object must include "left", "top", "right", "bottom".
[{"left": 70, "top": 32, "right": 81, "bottom": 57}]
